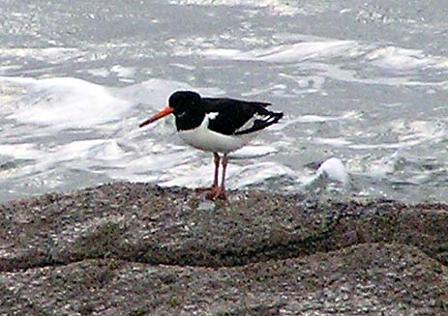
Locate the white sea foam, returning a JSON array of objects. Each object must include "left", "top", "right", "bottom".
[
  {"left": 348, "top": 151, "right": 402, "bottom": 178},
  {"left": 365, "top": 46, "right": 448, "bottom": 71},
  {"left": 271, "top": 111, "right": 358, "bottom": 131},
  {"left": 2, "top": 77, "right": 132, "bottom": 129},
  {"left": 313, "top": 137, "right": 352, "bottom": 147},
  {"left": 198, "top": 41, "right": 447, "bottom": 90},
  {"left": 197, "top": 39, "right": 448, "bottom": 89},
  {"left": 0, "top": 143, "right": 42, "bottom": 160},
  {"left": 252, "top": 41, "right": 360, "bottom": 63},
  {"left": 111, "top": 65, "right": 136, "bottom": 78},
  {"left": 170, "top": 0, "right": 300, "bottom": 15},
  {"left": 82, "top": 68, "right": 110, "bottom": 78},
  {"left": 0, "top": 47, "right": 84, "bottom": 64},
  {"left": 200, "top": 37, "right": 448, "bottom": 72},
  {"left": 200, "top": 40, "right": 362, "bottom": 63},
  {"left": 350, "top": 120, "right": 445, "bottom": 150},
  {"left": 228, "top": 162, "right": 297, "bottom": 187}
]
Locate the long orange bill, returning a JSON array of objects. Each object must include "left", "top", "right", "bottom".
[{"left": 139, "top": 106, "right": 174, "bottom": 128}]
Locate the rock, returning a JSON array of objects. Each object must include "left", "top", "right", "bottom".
[{"left": 0, "top": 182, "right": 447, "bottom": 314}]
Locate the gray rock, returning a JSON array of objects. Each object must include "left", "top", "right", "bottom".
[{"left": 0, "top": 182, "right": 447, "bottom": 315}]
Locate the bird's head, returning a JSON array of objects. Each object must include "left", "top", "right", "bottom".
[{"left": 139, "top": 91, "right": 202, "bottom": 127}]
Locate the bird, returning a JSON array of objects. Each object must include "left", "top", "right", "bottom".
[{"left": 139, "top": 91, "right": 283, "bottom": 200}]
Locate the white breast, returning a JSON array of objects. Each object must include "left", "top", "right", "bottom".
[{"left": 178, "top": 115, "right": 256, "bottom": 153}]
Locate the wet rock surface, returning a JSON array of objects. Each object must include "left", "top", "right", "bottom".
[{"left": 1, "top": 182, "right": 447, "bottom": 314}]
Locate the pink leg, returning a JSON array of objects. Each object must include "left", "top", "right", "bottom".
[
  {"left": 205, "top": 153, "right": 221, "bottom": 199},
  {"left": 212, "top": 152, "right": 220, "bottom": 188},
  {"left": 214, "top": 154, "right": 228, "bottom": 200}
]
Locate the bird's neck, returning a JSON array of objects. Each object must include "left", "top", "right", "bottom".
[{"left": 174, "top": 109, "right": 205, "bottom": 131}]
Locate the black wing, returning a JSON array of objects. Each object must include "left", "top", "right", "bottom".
[{"left": 202, "top": 97, "right": 283, "bottom": 136}]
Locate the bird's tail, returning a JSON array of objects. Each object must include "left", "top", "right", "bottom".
[{"left": 234, "top": 110, "right": 283, "bottom": 135}]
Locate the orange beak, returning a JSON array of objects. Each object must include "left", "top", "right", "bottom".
[{"left": 139, "top": 106, "right": 174, "bottom": 128}]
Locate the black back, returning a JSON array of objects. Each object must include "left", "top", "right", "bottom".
[
  {"left": 169, "top": 91, "right": 283, "bottom": 135},
  {"left": 203, "top": 98, "right": 283, "bottom": 135}
]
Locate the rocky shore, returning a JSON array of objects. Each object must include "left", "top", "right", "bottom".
[{"left": 1, "top": 182, "right": 447, "bottom": 315}]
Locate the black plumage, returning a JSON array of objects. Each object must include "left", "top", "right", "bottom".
[{"left": 168, "top": 91, "right": 283, "bottom": 135}]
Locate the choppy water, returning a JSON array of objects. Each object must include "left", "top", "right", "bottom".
[{"left": 1, "top": 0, "right": 447, "bottom": 203}]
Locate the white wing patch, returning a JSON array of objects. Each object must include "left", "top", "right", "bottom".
[
  {"left": 206, "top": 112, "right": 219, "bottom": 120},
  {"left": 235, "top": 113, "right": 276, "bottom": 134}
]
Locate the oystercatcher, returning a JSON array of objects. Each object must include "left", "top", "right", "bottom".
[{"left": 139, "top": 91, "right": 283, "bottom": 200}]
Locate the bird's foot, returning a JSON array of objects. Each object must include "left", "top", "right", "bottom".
[
  {"left": 215, "top": 189, "right": 227, "bottom": 200},
  {"left": 205, "top": 186, "right": 227, "bottom": 200}
]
